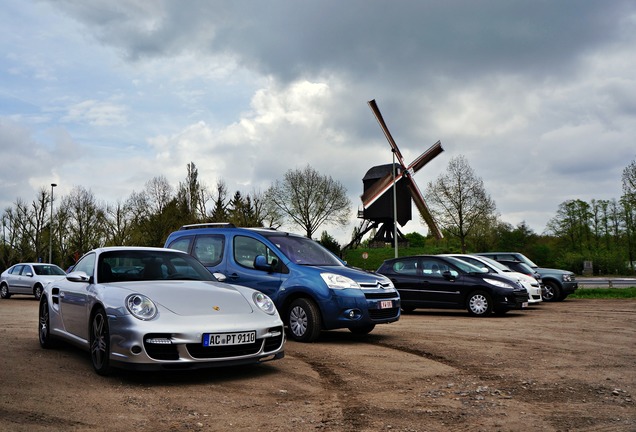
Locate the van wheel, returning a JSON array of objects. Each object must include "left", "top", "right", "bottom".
[
  {"left": 467, "top": 291, "right": 492, "bottom": 317},
  {"left": 287, "top": 298, "right": 321, "bottom": 343}
]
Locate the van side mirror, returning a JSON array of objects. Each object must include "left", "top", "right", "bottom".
[{"left": 254, "top": 255, "right": 274, "bottom": 272}]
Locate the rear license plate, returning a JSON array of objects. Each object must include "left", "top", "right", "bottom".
[
  {"left": 203, "top": 331, "right": 256, "bottom": 347},
  {"left": 379, "top": 300, "right": 393, "bottom": 309}
]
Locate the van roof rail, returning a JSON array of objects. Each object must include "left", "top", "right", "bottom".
[{"left": 179, "top": 223, "right": 236, "bottom": 230}]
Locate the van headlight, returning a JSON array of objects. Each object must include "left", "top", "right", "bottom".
[
  {"left": 484, "top": 278, "right": 515, "bottom": 289},
  {"left": 321, "top": 273, "right": 360, "bottom": 289}
]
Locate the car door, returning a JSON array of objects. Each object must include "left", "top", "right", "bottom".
[
  {"left": 6, "top": 265, "right": 26, "bottom": 293},
  {"left": 381, "top": 257, "right": 423, "bottom": 305},
  {"left": 15, "top": 265, "right": 33, "bottom": 294},
  {"left": 417, "top": 257, "right": 464, "bottom": 307},
  {"left": 59, "top": 253, "right": 95, "bottom": 341},
  {"left": 223, "top": 234, "right": 283, "bottom": 301}
]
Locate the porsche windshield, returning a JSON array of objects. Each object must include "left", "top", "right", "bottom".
[{"left": 267, "top": 235, "right": 342, "bottom": 266}]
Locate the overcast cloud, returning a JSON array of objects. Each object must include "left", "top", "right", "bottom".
[{"left": 1, "top": 0, "right": 635, "bottom": 243}]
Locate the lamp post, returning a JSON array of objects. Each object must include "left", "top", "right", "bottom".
[{"left": 49, "top": 183, "right": 57, "bottom": 263}]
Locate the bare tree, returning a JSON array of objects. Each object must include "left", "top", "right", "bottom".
[
  {"left": 424, "top": 155, "right": 497, "bottom": 253},
  {"left": 266, "top": 165, "right": 351, "bottom": 238}
]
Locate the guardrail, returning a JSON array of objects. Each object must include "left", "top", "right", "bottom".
[{"left": 577, "top": 278, "right": 636, "bottom": 288}]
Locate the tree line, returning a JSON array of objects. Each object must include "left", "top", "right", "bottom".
[
  {"left": 419, "top": 156, "right": 636, "bottom": 275},
  {"left": 0, "top": 163, "right": 351, "bottom": 270},
  {"left": 2, "top": 157, "right": 635, "bottom": 276}
]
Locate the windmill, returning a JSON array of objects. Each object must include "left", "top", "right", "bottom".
[{"left": 344, "top": 100, "right": 444, "bottom": 250}]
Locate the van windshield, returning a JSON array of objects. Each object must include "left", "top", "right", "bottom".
[{"left": 267, "top": 235, "right": 343, "bottom": 266}]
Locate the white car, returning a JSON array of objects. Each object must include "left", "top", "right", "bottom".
[
  {"left": 1, "top": 263, "right": 67, "bottom": 300},
  {"left": 443, "top": 254, "right": 543, "bottom": 304},
  {"left": 39, "top": 247, "right": 285, "bottom": 375}
]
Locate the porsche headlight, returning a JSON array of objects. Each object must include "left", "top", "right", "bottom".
[
  {"left": 484, "top": 278, "right": 515, "bottom": 289},
  {"left": 320, "top": 273, "right": 359, "bottom": 289},
  {"left": 253, "top": 292, "right": 276, "bottom": 315},
  {"left": 126, "top": 294, "right": 157, "bottom": 320}
]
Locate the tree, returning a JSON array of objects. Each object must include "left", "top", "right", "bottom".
[
  {"left": 424, "top": 155, "right": 497, "bottom": 253},
  {"left": 266, "top": 165, "right": 351, "bottom": 238},
  {"left": 209, "top": 179, "right": 229, "bottom": 222},
  {"left": 622, "top": 158, "right": 636, "bottom": 201}
]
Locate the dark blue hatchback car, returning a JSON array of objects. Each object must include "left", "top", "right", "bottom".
[{"left": 165, "top": 224, "right": 400, "bottom": 342}]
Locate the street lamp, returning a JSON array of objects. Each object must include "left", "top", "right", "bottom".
[{"left": 49, "top": 183, "right": 57, "bottom": 263}]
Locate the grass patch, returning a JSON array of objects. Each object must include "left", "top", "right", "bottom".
[{"left": 570, "top": 287, "right": 636, "bottom": 299}]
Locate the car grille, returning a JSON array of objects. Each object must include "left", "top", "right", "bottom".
[
  {"left": 187, "top": 327, "right": 284, "bottom": 359},
  {"left": 363, "top": 291, "right": 398, "bottom": 300},
  {"left": 144, "top": 327, "right": 284, "bottom": 361},
  {"left": 369, "top": 307, "right": 400, "bottom": 320},
  {"left": 144, "top": 333, "right": 179, "bottom": 360}
]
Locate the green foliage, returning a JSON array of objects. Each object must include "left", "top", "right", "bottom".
[
  {"left": 318, "top": 231, "right": 341, "bottom": 255},
  {"left": 570, "top": 287, "right": 636, "bottom": 299}
]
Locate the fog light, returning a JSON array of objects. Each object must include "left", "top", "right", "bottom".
[
  {"left": 131, "top": 345, "right": 142, "bottom": 354},
  {"left": 344, "top": 309, "right": 362, "bottom": 320},
  {"left": 145, "top": 337, "right": 172, "bottom": 344}
]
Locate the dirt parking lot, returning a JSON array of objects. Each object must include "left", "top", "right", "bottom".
[{"left": 1, "top": 297, "right": 634, "bottom": 432}]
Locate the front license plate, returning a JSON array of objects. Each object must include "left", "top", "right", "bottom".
[
  {"left": 522, "top": 302, "right": 529, "bottom": 308},
  {"left": 379, "top": 300, "right": 393, "bottom": 309},
  {"left": 203, "top": 331, "right": 256, "bottom": 347}
]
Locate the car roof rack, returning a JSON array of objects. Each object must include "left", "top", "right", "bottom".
[{"left": 179, "top": 223, "right": 236, "bottom": 230}]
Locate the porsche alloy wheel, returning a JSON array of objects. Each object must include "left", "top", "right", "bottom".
[{"left": 90, "top": 308, "right": 112, "bottom": 375}]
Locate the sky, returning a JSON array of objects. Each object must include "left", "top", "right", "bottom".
[{"left": 1, "top": 0, "right": 635, "bottom": 245}]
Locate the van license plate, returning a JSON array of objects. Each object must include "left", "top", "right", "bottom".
[
  {"left": 203, "top": 331, "right": 256, "bottom": 346},
  {"left": 379, "top": 300, "right": 393, "bottom": 309}
]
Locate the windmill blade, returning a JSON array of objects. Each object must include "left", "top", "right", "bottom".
[
  {"left": 407, "top": 141, "right": 443, "bottom": 173},
  {"left": 360, "top": 171, "right": 405, "bottom": 208},
  {"left": 367, "top": 99, "right": 407, "bottom": 168},
  {"left": 405, "top": 177, "right": 444, "bottom": 239}
]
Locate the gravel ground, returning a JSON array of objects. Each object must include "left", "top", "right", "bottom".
[{"left": 1, "top": 297, "right": 634, "bottom": 431}]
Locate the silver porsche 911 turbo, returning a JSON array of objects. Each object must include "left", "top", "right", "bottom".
[{"left": 38, "top": 247, "right": 285, "bottom": 375}]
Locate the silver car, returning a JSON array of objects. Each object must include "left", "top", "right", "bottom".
[
  {"left": 38, "top": 247, "right": 285, "bottom": 375},
  {"left": 1, "top": 263, "right": 67, "bottom": 300}
]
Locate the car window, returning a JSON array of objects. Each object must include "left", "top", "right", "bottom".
[
  {"left": 192, "top": 235, "right": 224, "bottom": 267},
  {"left": 420, "top": 258, "right": 446, "bottom": 278},
  {"left": 267, "top": 234, "right": 342, "bottom": 266},
  {"left": 21, "top": 265, "right": 33, "bottom": 276},
  {"left": 33, "top": 265, "right": 66, "bottom": 276},
  {"left": 391, "top": 258, "right": 419, "bottom": 275},
  {"left": 99, "top": 250, "right": 215, "bottom": 282},
  {"left": 234, "top": 235, "right": 279, "bottom": 270},
  {"left": 167, "top": 236, "right": 192, "bottom": 253},
  {"left": 74, "top": 253, "right": 96, "bottom": 277},
  {"left": 9, "top": 265, "right": 24, "bottom": 275}
]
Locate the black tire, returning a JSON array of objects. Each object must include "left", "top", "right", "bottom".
[
  {"left": 401, "top": 306, "right": 416, "bottom": 313},
  {"left": 286, "top": 298, "right": 322, "bottom": 342},
  {"left": 466, "top": 291, "right": 493, "bottom": 317},
  {"left": 33, "top": 284, "right": 43, "bottom": 300},
  {"left": 90, "top": 308, "right": 112, "bottom": 375},
  {"left": 1, "top": 283, "right": 11, "bottom": 299},
  {"left": 38, "top": 297, "right": 56, "bottom": 348},
  {"left": 348, "top": 324, "right": 375, "bottom": 335},
  {"left": 543, "top": 281, "right": 562, "bottom": 302}
]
